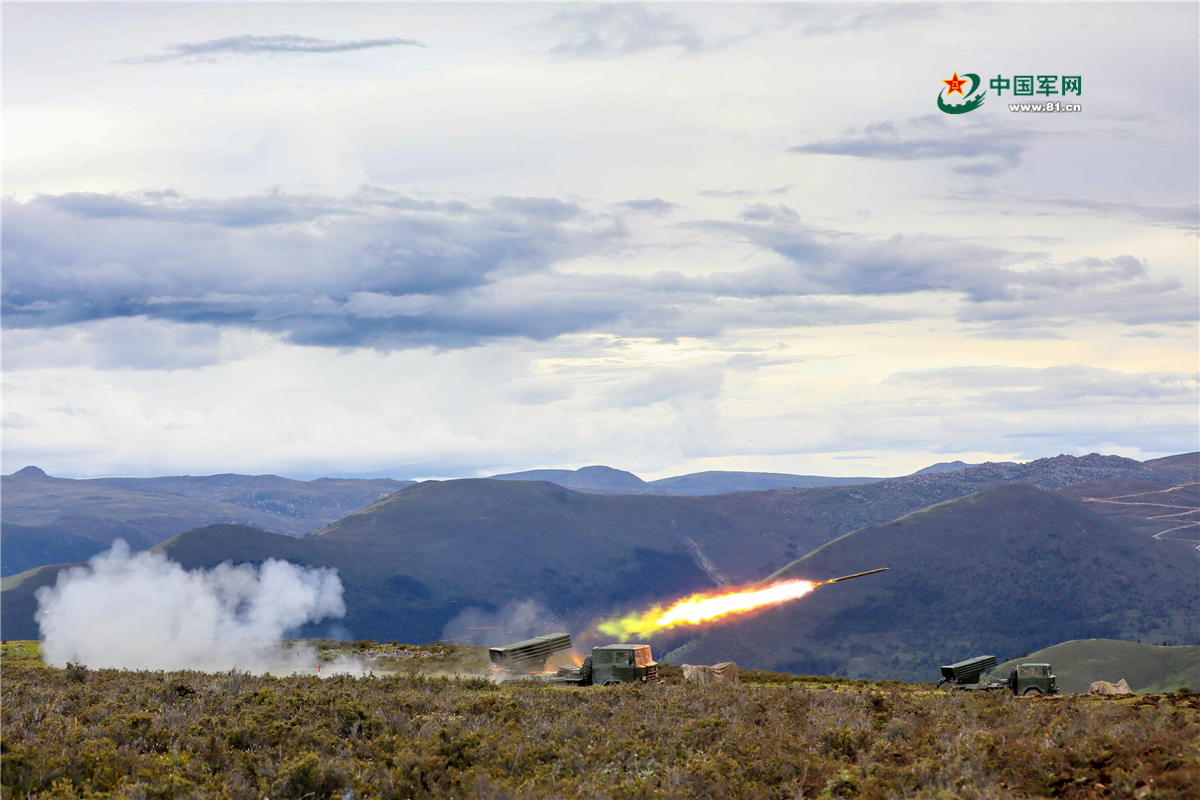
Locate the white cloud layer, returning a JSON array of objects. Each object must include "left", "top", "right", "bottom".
[{"left": 2, "top": 3, "right": 1197, "bottom": 479}]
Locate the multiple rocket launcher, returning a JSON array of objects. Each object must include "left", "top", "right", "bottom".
[{"left": 488, "top": 569, "right": 887, "bottom": 684}]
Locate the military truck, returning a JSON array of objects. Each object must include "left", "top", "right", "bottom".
[
  {"left": 936, "top": 654, "right": 1058, "bottom": 696},
  {"left": 487, "top": 632, "right": 659, "bottom": 686}
]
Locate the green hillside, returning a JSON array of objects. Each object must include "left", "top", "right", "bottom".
[
  {"left": 668, "top": 485, "right": 1198, "bottom": 682},
  {"left": 991, "top": 639, "right": 1200, "bottom": 694}
]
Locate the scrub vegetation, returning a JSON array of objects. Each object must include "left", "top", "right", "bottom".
[{"left": 3, "top": 647, "right": 1197, "bottom": 799}]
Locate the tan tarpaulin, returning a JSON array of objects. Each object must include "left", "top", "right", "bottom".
[
  {"left": 681, "top": 662, "right": 740, "bottom": 686},
  {"left": 1088, "top": 678, "right": 1132, "bottom": 695}
]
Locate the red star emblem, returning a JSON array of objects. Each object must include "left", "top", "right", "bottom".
[{"left": 942, "top": 71, "right": 968, "bottom": 96}]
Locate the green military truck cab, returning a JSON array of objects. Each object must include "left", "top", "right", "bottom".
[
  {"left": 1007, "top": 663, "right": 1057, "bottom": 696},
  {"left": 589, "top": 644, "right": 659, "bottom": 686}
]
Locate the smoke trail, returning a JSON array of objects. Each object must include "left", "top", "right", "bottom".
[
  {"left": 441, "top": 599, "right": 569, "bottom": 647},
  {"left": 35, "top": 540, "right": 351, "bottom": 673}
]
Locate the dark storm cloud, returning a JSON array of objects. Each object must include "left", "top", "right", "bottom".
[
  {"left": 535, "top": 4, "right": 706, "bottom": 59},
  {"left": 124, "top": 34, "right": 424, "bottom": 64},
  {"left": 4, "top": 188, "right": 1192, "bottom": 357},
  {"left": 789, "top": 116, "right": 1036, "bottom": 173}
]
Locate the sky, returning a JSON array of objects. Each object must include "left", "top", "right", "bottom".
[{"left": 3, "top": 2, "right": 1197, "bottom": 481}]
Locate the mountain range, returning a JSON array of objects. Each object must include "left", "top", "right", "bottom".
[
  {"left": 3, "top": 451, "right": 1196, "bottom": 680},
  {"left": 0, "top": 459, "right": 981, "bottom": 577},
  {"left": 0, "top": 467, "right": 410, "bottom": 577}
]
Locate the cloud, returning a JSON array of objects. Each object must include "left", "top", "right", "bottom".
[
  {"left": 603, "top": 364, "right": 724, "bottom": 409},
  {"left": 124, "top": 34, "right": 424, "bottom": 64},
  {"left": 535, "top": 3, "right": 707, "bottom": 59},
  {"left": 533, "top": 3, "right": 938, "bottom": 60},
  {"left": 5, "top": 188, "right": 1192, "bottom": 363},
  {"left": 37, "top": 188, "right": 350, "bottom": 227},
  {"left": 1034, "top": 198, "right": 1198, "bottom": 232},
  {"left": 800, "top": 364, "right": 1200, "bottom": 461},
  {"left": 2, "top": 188, "right": 626, "bottom": 349},
  {"left": 1, "top": 318, "right": 251, "bottom": 371},
  {"left": 723, "top": 352, "right": 798, "bottom": 371},
  {"left": 616, "top": 198, "right": 680, "bottom": 216},
  {"left": 682, "top": 213, "right": 1196, "bottom": 329},
  {"left": 775, "top": 3, "right": 944, "bottom": 37},
  {"left": 888, "top": 365, "right": 1199, "bottom": 408},
  {"left": 789, "top": 115, "right": 1039, "bottom": 174},
  {"left": 947, "top": 188, "right": 1199, "bottom": 233},
  {"left": 699, "top": 186, "right": 792, "bottom": 198},
  {"left": 0, "top": 189, "right": 899, "bottom": 357}
]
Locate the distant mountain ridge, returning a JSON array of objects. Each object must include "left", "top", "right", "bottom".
[
  {"left": 488, "top": 465, "right": 883, "bottom": 495},
  {"left": 0, "top": 468, "right": 411, "bottom": 576}
]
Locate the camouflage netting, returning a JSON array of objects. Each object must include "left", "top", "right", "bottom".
[
  {"left": 1088, "top": 678, "right": 1133, "bottom": 695},
  {"left": 681, "top": 662, "right": 740, "bottom": 686}
]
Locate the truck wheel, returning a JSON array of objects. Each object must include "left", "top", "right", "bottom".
[
  {"left": 579, "top": 656, "right": 593, "bottom": 687},
  {"left": 1022, "top": 687, "right": 1042, "bottom": 696}
]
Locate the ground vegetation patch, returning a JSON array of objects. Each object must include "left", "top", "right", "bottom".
[{"left": 2, "top": 649, "right": 1197, "bottom": 799}]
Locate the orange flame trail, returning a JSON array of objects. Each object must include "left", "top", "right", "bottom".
[
  {"left": 598, "top": 579, "right": 816, "bottom": 639},
  {"left": 596, "top": 569, "right": 888, "bottom": 639}
]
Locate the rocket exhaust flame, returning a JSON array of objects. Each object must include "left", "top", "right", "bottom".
[{"left": 597, "top": 568, "right": 887, "bottom": 639}]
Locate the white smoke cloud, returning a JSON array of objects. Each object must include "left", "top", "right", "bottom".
[
  {"left": 35, "top": 540, "right": 351, "bottom": 673},
  {"left": 441, "top": 599, "right": 570, "bottom": 648}
]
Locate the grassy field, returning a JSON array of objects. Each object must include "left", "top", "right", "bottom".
[{"left": 3, "top": 643, "right": 1198, "bottom": 799}]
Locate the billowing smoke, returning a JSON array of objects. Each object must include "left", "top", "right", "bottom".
[
  {"left": 35, "top": 540, "right": 353, "bottom": 673},
  {"left": 441, "top": 599, "right": 570, "bottom": 647}
]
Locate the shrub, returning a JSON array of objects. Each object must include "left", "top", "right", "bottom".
[{"left": 2, "top": 660, "right": 1198, "bottom": 799}]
